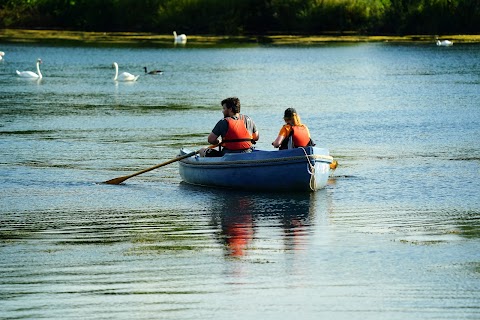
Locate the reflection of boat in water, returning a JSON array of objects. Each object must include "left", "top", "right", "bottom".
[
  {"left": 179, "top": 147, "right": 335, "bottom": 192},
  {"left": 189, "top": 187, "right": 327, "bottom": 257}
]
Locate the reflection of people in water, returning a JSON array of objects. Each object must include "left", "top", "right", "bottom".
[
  {"left": 223, "top": 214, "right": 253, "bottom": 257},
  {"left": 282, "top": 212, "right": 309, "bottom": 251},
  {"left": 210, "top": 195, "right": 255, "bottom": 257}
]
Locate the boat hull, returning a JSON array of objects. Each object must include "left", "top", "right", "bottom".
[{"left": 179, "top": 147, "right": 333, "bottom": 192}]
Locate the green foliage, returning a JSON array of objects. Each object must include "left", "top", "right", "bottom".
[{"left": 0, "top": 0, "right": 478, "bottom": 34}]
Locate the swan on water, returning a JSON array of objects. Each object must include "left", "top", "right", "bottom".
[
  {"left": 0, "top": 51, "right": 4, "bottom": 60},
  {"left": 173, "top": 31, "right": 187, "bottom": 44},
  {"left": 16, "top": 58, "right": 43, "bottom": 78},
  {"left": 112, "top": 62, "right": 139, "bottom": 81},
  {"left": 436, "top": 38, "right": 453, "bottom": 46},
  {"left": 144, "top": 67, "right": 163, "bottom": 74}
]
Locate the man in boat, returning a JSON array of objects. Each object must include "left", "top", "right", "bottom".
[
  {"left": 272, "top": 108, "right": 315, "bottom": 149},
  {"left": 200, "top": 97, "right": 259, "bottom": 157}
]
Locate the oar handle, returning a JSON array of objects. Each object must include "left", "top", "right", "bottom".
[{"left": 130, "top": 150, "right": 198, "bottom": 177}]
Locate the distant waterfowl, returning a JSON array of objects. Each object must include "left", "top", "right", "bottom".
[
  {"left": 0, "top": 51, "right": 4, "bottom": 60},
  {"left": 16, "top": 58, "right": 43, "bottom": 79},
  {"left": 436, "top": 39, "right": 453, "bottom": 46},
  {"left": 144, "top": 67, "right": 163, "bottom": 74},
  {"left": 113, "top": 62, "right": 139, "bottom": 81},
  {"left": 173, "top": 31, "right": 187, "bottom": 44}
]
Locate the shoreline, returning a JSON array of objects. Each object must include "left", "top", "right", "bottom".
[{"left": 1, "top": 29, "right": 480, "bottom": 46}]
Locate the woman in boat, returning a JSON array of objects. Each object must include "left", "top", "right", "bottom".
[
  {"left": 272, "top": 108, "right": 315, "bottom": 150},
  {"left": 200, "top": 97, "right": 259, "bottom": 157}
]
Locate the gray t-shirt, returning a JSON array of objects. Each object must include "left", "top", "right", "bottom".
[{"left": 212, "top": 114, "right": 257, "bottom": 138}]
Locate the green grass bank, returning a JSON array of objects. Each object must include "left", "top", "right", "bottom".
[{"left": 1, "top": 29, "right": 480, "bottom": 47}]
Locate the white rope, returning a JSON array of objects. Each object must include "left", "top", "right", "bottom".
[{"left": 300, "top": 147, "right": 316, "bottom": 191}]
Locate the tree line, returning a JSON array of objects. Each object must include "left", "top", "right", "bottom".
[{"left": 1, "top": 0, "right": 479, "bottom": 35}]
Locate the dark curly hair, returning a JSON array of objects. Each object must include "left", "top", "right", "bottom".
[{"left": 221, "top": 97, "right": 240, "bottom": 113}]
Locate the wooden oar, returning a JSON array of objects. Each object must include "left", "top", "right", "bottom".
[{"left": 103, "top": 149, "right": 200, "bottom": 185}]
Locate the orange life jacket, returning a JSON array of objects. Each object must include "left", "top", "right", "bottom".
[
  {"left": 291, "top": 125, "right": 311, "bottom": 147},
  {"left": 280, "top": 125, "right": 312, "bottom": 150},
  {"left": 222, "top": 115, "right": 254, "bottom": 150}
]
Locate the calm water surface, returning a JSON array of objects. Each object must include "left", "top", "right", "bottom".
[{"left": 0, "top": 42, "right": 479, "bottom": 319}]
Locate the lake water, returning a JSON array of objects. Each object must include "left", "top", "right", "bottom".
[{"left": 0, "top": 41, "right": 479, "bottom": 319}]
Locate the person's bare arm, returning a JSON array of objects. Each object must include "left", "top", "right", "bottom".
[
  {"left": 208, "top": 132, "right": 221, "bottom": 145},
  {"left": 252, "top": 131, "right": 259, "bottom": 142},
  {"left": 272, "top": 134, "right": 284, "bottom": 148}
]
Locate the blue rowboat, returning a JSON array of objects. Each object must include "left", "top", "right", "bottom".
[{"left": 178, "top": 146, "right": 334, "bottom": 192}]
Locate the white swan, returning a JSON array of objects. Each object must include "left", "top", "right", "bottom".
[
  {"left": 0, "top": 51, "right": 4, "bottom": 61},
  {"left": 144, "top": 66, "right": 163, "bottom": 74},
  {"left": 436, "top": 39, "right": 453, "bottom": 46},
  {"left": 113, "top": 62, "right": 139, "bottom": 81},
  {"left": 173, "top": 31, "right": 187, "bottom": 44},
  {"left": 16, "top": 58, "right": 43, "bottom": 78}
]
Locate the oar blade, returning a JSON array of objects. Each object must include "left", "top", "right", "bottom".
[{"left": 103, "top": 176, "right": 129, "bottom": 185}]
